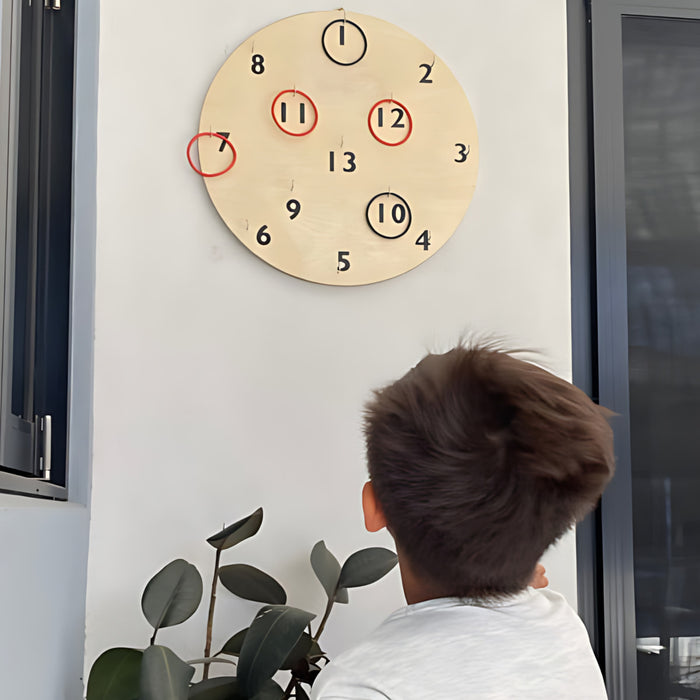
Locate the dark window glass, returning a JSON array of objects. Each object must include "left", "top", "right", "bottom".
[{"left": 622, "top": 15, "right": 700, "bottom": 699}]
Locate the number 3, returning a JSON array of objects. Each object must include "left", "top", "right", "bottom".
[{"left": 455, "top": 143, "right": 470, "bottom": 163}]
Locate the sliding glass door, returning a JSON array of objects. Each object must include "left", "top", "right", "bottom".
[{"left": 589, "top": 2, "right": 700, "bottom": 698}]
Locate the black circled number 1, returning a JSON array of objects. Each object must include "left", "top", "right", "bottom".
[
  {"left": 337, "top": 251, "right": 351, "bottom": 272},
  {"left": 455, "top": 143, "right": 470, "bottom": 163}
]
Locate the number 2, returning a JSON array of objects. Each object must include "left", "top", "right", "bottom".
[{"left": 419, "top": 63, "right": 433, "bottom": 83}]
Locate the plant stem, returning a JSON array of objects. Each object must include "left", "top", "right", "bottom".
[
  {"left": 312, "top": 595, "right": 335, "bottom": 644},
  {"left": 203, "top": 547, "right": 222, "bottom": 680},
  {"left": 149, "top": 629, "right": 158, "bottom": 646}
]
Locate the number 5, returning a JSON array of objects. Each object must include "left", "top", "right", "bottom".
[{"left": 337, "top": 251, "right": 351, "bottom": 271}]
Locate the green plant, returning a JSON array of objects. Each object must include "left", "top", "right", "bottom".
[{"left": 86, "top": 508, "right": 398, "bottom": 700}]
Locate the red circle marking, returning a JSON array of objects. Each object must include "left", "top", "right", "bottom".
[
  {"left": 367, "top": 99, "right": 413, "bottom": 147},
  {"left": 186, "top": 132, "right": 237, "bottom": 178},
  {"left": 271, "top": 90, "right": 319, "bottom": 137}
]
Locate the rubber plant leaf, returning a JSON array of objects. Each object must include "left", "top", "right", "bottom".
[
  {"left": 279, "top": 632, "right": 317, "bottom": 670},
  {"left": 237, "top": 605, "right": 316, "bottom": 698},
  {"left": 219, "top": 564, "right": 287, "bottom": 605},
  {"left": 309, "top": 540, "right": 341, "bottom": 599},
  {"left": 140, "top": 645, "right": 194, "bottom": 700},
  {"left": 187, "top": 676, "right": 239, "bottom": 700},
  {"left": 141, "top": 559, "right": 203, "bottom": 630},
  {"left": 207, "top": 508, "right": 263, "bottom": 551},
  {"left": 337, "top": 547, "right": 398, "bottom": 589},
  {"left": 86, "top": 647, "right": 142, "bottom": 700},
  {"left": 250, "top": 679, "right": 285, "bottom": 699},
  {"left": 219, "top": 627, "right": 249, "bottom": 657}
]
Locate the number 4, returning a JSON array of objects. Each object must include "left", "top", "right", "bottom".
[{"left": 416, "top": 230, "right": 431, "bottom": 250}]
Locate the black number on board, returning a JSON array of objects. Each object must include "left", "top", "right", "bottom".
[
  {"left": 392, "top": 203, "right": 406, "bottom": 223},
  {"left": 419, "top": 63, "right": 433, "bottom": 83},
  {"left": 215, "top": 132, "right": 230, "bottom": 152},
  {"left": 280, "top": 102, "right": 305, "bottom": 124},
  {"left": 378, "top": 202, "right": 407, "bottom": 224},
  {"left": 329, "top": 151, "right": 356, "bottom": 173},
  {"left": 337, "top": 251, "right": 351, "bottom": 272},
  {"left": 256, "top": 225, "right": 271, "bottom": 245},
  {"left": 455, "top": 143, "right": 470, "bottom": 163},
  {"left": 377, "top": 107, "right": 405, "bottom": 129},
  {"left": 339, "top": 23, "right": 346, "bottom": 45},
  {"left": 416, "top": 230, "right": 431, "bottom": 250},
  {"left": 391, "top": 108, "right": 405, "bottom": 128},
  {"left": 286, "top": 199, "right": 301, "bottom": 219},
  {"left": 251, "top": 54, "right": 265, "bottom": 74}
]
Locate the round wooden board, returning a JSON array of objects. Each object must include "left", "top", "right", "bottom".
[{"left": 198, "top": 9, "right": 478, "bottom": 286}]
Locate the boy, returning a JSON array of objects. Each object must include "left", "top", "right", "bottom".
[{"left": 312, "top": 344, "right": 613, "bottom": 699}]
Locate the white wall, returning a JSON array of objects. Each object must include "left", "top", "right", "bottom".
[{"left": 85, "top": 0, "right": 572, "bottom": 682}]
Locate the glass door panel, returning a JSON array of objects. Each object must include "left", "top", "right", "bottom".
[{"left": 622, "top": 15, "right": 700, "bottom": 699}]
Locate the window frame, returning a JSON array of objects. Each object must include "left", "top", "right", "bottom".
[{"left": 0, "top": 0, "right": 75, "bottom": 500}]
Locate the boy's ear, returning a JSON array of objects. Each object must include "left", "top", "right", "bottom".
[{"left": 362, "top": 481, "right": 387, "bottom": 533}]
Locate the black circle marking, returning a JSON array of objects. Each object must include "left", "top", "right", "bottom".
[
  {"left": 321, "top": 19, "right": 368, "bottom": 66},
  {"left": 365, "top": 192, "right": 412, "bottom": 239}
]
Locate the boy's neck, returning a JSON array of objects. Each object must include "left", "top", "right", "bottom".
[{"left": 397, "top": 549, "right": 448, "bottom": 604}]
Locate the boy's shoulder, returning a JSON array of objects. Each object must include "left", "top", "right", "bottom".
[{"left": 311, "top": 589, "right": 608, "bottom": 700}]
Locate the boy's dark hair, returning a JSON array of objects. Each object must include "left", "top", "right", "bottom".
[{"left": 364, "top": 344, "right": 615, "bottom": 599}]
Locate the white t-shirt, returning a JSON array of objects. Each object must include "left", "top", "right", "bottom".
[{"left": 311, "top": 588, "right": 607, "bottom": 700}]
